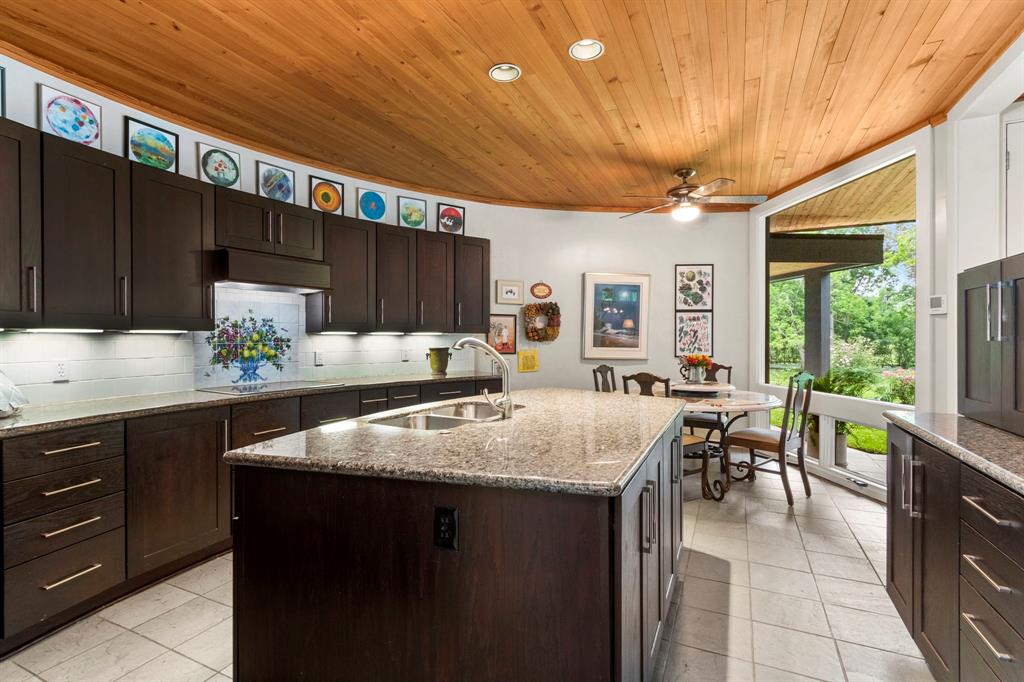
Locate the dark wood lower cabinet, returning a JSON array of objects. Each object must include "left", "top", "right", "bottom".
[
  {"left": 887, "top": 424, "right": 914, "bottom": 628},
  {"left": 300, "top": 391, "right": 359, "bottom": 429},
  {"left": 230, "top": 398, "right": 300, "bottom": 448}
]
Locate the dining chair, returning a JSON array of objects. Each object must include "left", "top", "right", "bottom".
[
  {"left": 592, "top": 364, "right": 617, "bottom": 393},
  {"left": 686, "top": 361, "right": 734, "bottom": 446},
  {"left": 705, "top": 362, "right": 733, "bottom": 384},
  {"left": 723, "top": 370, "right": 814, "bottom": 505},
  {"left": 622, "top": 372, "right": 670, "bottom": 397}
]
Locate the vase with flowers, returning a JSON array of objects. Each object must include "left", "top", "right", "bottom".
[
  {"left": 680, "top": 354, "right": 712, "bottom": 383},
  {"left": 205, "top": 311, "right": 292, "bottom": 383}
]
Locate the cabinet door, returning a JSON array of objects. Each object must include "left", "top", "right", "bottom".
[
  {"left": 1001, "top": 254, "right": 1024, "bottom": 434},
  {"left": 376, "top": 225, "right": 416, "bottom": 332},
  {"left": 131, "top": 164, "right": 215, "bottom": 330},
  {"left": 215, "top": 186, "right": 274, "bottom": 253},
  {"left": 615, "top": 467, "right": 645, "bottom": 682},
  {"left": 645, "top": 438, "right": 666, "bottom": 671},
  {"left": 886, "top": 424, "right": 914, "bottom": 630},
  {"left": 958, "top": 261, "right": 1003, "bottom": 427},
  {"left": 415, "top": 231, "right": 454, "bottom": 332},
  {"left": 231, "top": 398, "right": 300, "bottom": 448},
  {"left": 42, "top": 135, "right": 131, "bottom": 329},
  {"left": 913, "top": 440, "right": 960, "bottom": 682},
  {"left": 307, "top": 215, "right": 376, "bottom": 333},
  {"left": 273, "top": 202, "right": 323, "bottom": 261},
  {"left": 0, "top": 119, "right": 41, "bottom": 328},
  {"left": 126, "top": 407, "right": 231, "bottom": 577},
  {"left": 454, "top": 236, "right": 490, "bottom": 333}
]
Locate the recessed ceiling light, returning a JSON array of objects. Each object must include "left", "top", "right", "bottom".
[
  {"left": 569, "top": 39, "right": 605, "bottom": 61},
  {"left": 488, "top": 63, "right": 522, "bottom": 82}
]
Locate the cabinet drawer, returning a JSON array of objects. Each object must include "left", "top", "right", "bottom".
[
  {"left": 962, "top": 521, "right": 1024, "bottom": 637},
  {"left": 3, "top": 422, "right": 124, "bottom": 482},
  {"left": 5, "top": 493, "right": 124, "bottom": 568},
  {"left": 420, "top": 381, "right": 474, "bottom": 404},
  {"left": 962, "top": 632, "right": 1003, "bottom": 682},
  {"left": 359, "top": 388, "right": 389, "bottom": 416},
  {"left": 231, "top": 397, "right": 300, "bottom": 448},
  {"left": 387, "top": 386, "right": 420, "bottom": 410},
  {"left": 4, "top": 528, "right": 125, "bottom": 637},
  {"left": 301, "top": 391, "right": 359, "bottom": 430},
  {"left": 3, "top": 457, "right": 125, "bottom": 525},
  {"left": 962, "top": 465, "right": 1024, "bottom": 562},
  {"left": 476, "top": 379, "right": 502, "bottom": 396},
  {"left": 961, "top": 577, "right": 1024, "bottom": 681}
]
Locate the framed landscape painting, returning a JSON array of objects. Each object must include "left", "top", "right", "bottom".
[
  {"left": 675, "top": 264, "right": 713, "bottom": 310},
  {"left": 582, "top": 272, "right": 650, "bottom": 360},
  {"left": 676, "top": 311, "right": 713, "bottom": 356}
]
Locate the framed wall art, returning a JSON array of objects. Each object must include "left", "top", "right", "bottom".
[
  {"left": 496, "top": 280, "right": 524, "bottom": 305},
  {"left": 124, "top": 116, "right": 178, "bottom": 172},
  {"left": 487, "top": 314, "right": 517, "bottom": 354},
  {"left": 198, "top": 143, "right": 241, "bottom": 188},
  {"left": 256, "top": 161, "right": 295, "bottom": 202},
  {"left": 517, "top": 349, "right": 539, "bottom": 373},
  {"left": 675, "top": 264, "right": 713, "bottom": 310},
  {"left": 39, "top": 84, "right": 102, "bottom": 147},
  {"left": 437, "top": 202, "right": 465, "bottom": 235},
  {"left": 397, "top": 195, "right": 427, "bottom": 229},
  {"left": 582, "top": 272, "right": 650, "bottom": 360},
  {"left": 676, "top": 311, "right": 713, "bottom": 356},
  {"left": 310, "top": 176, "right": 344, "bottom": 214},
  {"left": 357, "top": 187, "right": 387, "bottom": 221}
]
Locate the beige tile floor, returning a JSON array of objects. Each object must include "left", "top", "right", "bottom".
[{"left": 1, "top": 469, "right": 929, "bottom": 682}]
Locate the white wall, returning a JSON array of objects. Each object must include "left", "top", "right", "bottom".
[{"left": 0, "top": 53, "right": 749, "bottom": 403}]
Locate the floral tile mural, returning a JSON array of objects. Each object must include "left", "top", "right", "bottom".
[{"left": 205, "top": 310, "right": 292, "bottom": 383}]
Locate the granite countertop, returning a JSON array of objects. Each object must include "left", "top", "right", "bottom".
[
  {"left": 224, "top": 388, "right": 686, "bottom": 496},
  {"left": 884, "top": 410, "right": 1024, "bottom": 496},
  {"left": 0, "top": 372, "right": 498, "bottom": 439}
]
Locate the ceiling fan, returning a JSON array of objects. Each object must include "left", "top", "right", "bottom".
[{"left": 620, "top": 168, "right": 767, "bottom": 222}]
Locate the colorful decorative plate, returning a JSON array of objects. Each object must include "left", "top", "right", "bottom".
[
  {"left": 129, "top": 128, "right": 175, "bottom": 170},
  {"left": 438, "top": 205, "right": 464, "bottom": 233},
  {"left": 530, "top": 282, "right": 552, "bottom": 299},
  {"left": 399, "top": 201, "right": 425, "bottom": 228},
  {"left": 312, "top": 181, "right": 342, "bottom": 212},
  {"left": 45, "top": 95, "right": 100, "bottom": 146},
  {"left": 201, "top": 149, "right": 240, "bottom": 187},
  {"left": 260, "top": 167, "right": 293, "bottom": 201},
  {"left": 359, "top": 190, "right": 386, "bottom": 220}
]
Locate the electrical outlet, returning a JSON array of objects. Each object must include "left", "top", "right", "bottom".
[
  {"left": 314, "top": 351, "right": 324, "bottom": 367},
  {"left": 53, "top": 359, "right": 70, "bottom": 383},
  {"left": 433, "top": 506, "right": 458, "bottom": 550},
  {"left": 401, "top": 349, "right": 412, "bottom": 362}
]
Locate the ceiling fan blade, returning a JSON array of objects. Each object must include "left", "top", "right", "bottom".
[
  {"left": 691, "top": 178, "right": 734, "bottom": 197},
  {"left": 619, "top": 202, "right": 674, "bottom": 219},
  {"left": 690, "top": 194, "right": 767, "bottom": 205},
  {"left": 622, "top": 194, "right": 671, "bottom": 199}
]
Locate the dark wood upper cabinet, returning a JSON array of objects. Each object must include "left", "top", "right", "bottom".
[
  {"left": 131, "top": 164, "right": 215, "bottom": 331},
  {"left": 416, "top": 231, "right": 454, "bottom": 332},
  {"left": 376, "top": 224, "right": 416, "bottom": 332},
  {"left": 1001, "top": 253, "right": 1024, "bottom": 434},
  {"left": 306, "top": 215, "right": 376, "bottom": 333},
  {"left": 0, "top": 119, "right": 41, "bottom": 328},
  {"left": 215, "top": 187, "right": 322, "bottom": 260},
  {"left": 454, "top": 235, "right": 490, "bottom": 333},
  {"left": 126, "top": 407, "right": 231, "bottom": 578},
  {"left": 274, "top": 202, "right": 323, "bottom": 261},
  {"left": 42, "top": 135, "right": 131, "bottom": 330}
]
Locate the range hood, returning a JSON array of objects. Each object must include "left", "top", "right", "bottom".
[{"left": 209, "top": 249, "right": 331, "bottom": 294}]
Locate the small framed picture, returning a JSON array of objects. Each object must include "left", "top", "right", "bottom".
[
  {"left": 518, "top": 349, "right": 539, "bottom": 373},
  {"left": 310, "top": 176, "right": 344, "bottom": 214},
  {"left": 397, "top": 195, "right": 427, "bottom": 229},
  {"left": 496, "top": 279, "right": 524, "bottom": 305},
  {"left": 357, "top": 187, "right": 387, "bottom": 221},
  {"left": 124, "top": 116, "right": 179, "bottom": 172},
  {"left": 675, "top": 264, "right": 714, "bottom": 310},
  {"left": 39, "top": 84, "right": 102, "bottom": 147},
  {"left": 676, "top": 311, "right": 713, "bottom": 357},
  {"left": 437, "top": 202, "right": 465, "bottom": 235},
  {"left": 256, "top": 161, "right": 295, "bottom": 203},
  {"left": 488, "top": 314, "right": 518, "bottom": 355},
  {"left": 197, "top": 143, "right": 241, "bottom": 188}
]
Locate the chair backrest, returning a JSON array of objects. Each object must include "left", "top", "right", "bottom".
[
  {"left": 622, "top": 372, "right": 670, "bottom": 397},
  {"left": 706, "top": 362, "right": 733, "bottom": 383},
  {"left": 779, "top": 371, "right": 814, "bottom": 448},
  {"left": 593, "top": 364, "right": 617, "bottom": 393}
]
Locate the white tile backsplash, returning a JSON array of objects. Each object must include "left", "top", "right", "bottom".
[{"left": 0, "top": 286, "right": 481, "bottom": 407}]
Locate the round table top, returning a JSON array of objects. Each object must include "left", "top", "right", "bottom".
[
  {"left": 679, "top": 390, "right": 782, "bottom": 413},
  {"left": 670, "top": 381, "right": 736, "bottom": 393}
]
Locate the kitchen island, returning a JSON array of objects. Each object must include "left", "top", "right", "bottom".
[{"left": 225, "top": 388, "right": 687, "bottom": 682}]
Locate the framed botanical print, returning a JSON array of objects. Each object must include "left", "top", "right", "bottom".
[
  {"left": 437, "top": 202, "right": 465, "bottom": 235},
  {"left": 256, "top": 161, "right": 295, "bottom": 203},
  {"left": 310, "top": 176, "right": 344, "bottom": 214},
  {"left": 582, "top": 272, "right": 650, "bottom": 360},
  {"left": 495, "top": 280, "right": 524, "bottom": 305},
  {"left": 397, "top": 195, "right": 427, "bottom": 229},
  {"left": 675, "top": 264, "right": 713, "bottom": 310},
  {"left": 124, "top": 116, "right": 179, "bottom": 172},
  {"left": 676, "top": 311, "right": 713, "bottom": 356},
  {"left": 488, "top": 314, "right": 517, "bottom": 354}
]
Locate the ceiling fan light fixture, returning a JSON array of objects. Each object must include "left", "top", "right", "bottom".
[
  {"left": 671, "top": 203, "right": 701, "bottom": 223},
  {"left": 488, "top": 63, "right": 522, "bottom": 82},
  {"left": 569, "top": 38, "right": 605, "bottom": 61}
]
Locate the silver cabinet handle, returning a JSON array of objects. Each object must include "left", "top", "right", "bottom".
[
  {"left": 671, "top": 436, "right": 681, "bottom": 483},
  {"left": 963, "top": 554, "right": 1012, "bottom": 593},
  {"left": 963, "top": 496, "right": 1013, "bottom": 526},
  {"left": 361, "top": 398, "right": 388, "bottom": 404},
  {"left": 997, "top": 281, "right": 1005, "bottom": 341},
  {"left": 379, "top": 298, "right": 384, "bottom": 326},
  {"left": 648, "top": 479, "right": 658, "bottom": 545},
  {"left": 41, "top": 478, "right": 102, "bottom": 497},
  {"left": 640, "top": 484, "right": 652, "bottom": 554},
  {"left": 987, "top": 283, "right": 993, "bottom": 341},
  {"left": 41, "top": 563, "right": 103, "bottom": 591},
  {"left": 252, "top": 426, "right": 287, "bottom": 437},
  {"left": 41, "top": 515, "right": 102, "bottom": 539},
  {"left": 962, "top": 613, "right": 1014, "bottom": 661},
  {"left": 438, "top": 390, "right": 462, "bottom": 396},
  {"left": 391, "top": 394, "right": 418, "bottom": 400},
  {"left": 318, "top": 416, "right": 350, "bottom": 425},
  {"left": 419, "top": 300, "right": 424, "bottom": 326},
  {"left": 327, "top": 294, "right": 333, "bottom": 325},
  {"left": 207, "top": 285, "right": 215, "bottom": 320},
  {"left": 27, "top": 265, "right": 38, "bottom": 313},
  {"left": 457, "top": 301, "right": 462, "bottom": 327},
  {"left": 908, "top": 461, "right": 922, "bottom": 518},
  {"left": 264, "top": 210, "right": 272, "bottom": 242},
  {"left": 42, "top": 441, "right": 101, "bottom": 456},
  {"left": 277, "top": 213, "right": 284, "bottom": 244},
  {"left": 901, "top": 453, "right": 911, "bottom": 511},
  {"left": 120, "top": 276, "right": 129, "bottom": 316}
]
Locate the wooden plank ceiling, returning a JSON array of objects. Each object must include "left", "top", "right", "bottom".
[
  {"left": 0, "top": 0, "right": 1021, "bottom": 211},
  {"left": 769, "top": 156, "right": 916, "bottom": 232}
]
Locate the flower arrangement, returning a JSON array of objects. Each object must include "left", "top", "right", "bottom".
[
  {"left": 680, "top": 353, "right": 712, "bottom": 383},
  {"left": 682, "top": 354, "right": 712, "bottom": 369},
  {"left": 205, "top": 311, "right": 292, "bottom": 383}
]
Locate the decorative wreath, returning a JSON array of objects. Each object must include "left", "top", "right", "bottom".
[{"left": 523, "top": 302, "right": 561, "bottom": 342}]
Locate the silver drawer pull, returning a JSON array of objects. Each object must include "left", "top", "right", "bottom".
[
  {"left": 963, "top": 496, "right": 1013, "bottom": 527},
  {"left": 391, "top": 394, "right": 418, "bottom": 400},
  {"left": 41, "top": 478, "right": 102, "bottom": 497},
  {"left": 41, "top": 563, "right": 103, "bottom": 591},
  {"left": 361, "top": 398, "right": 388, "bottom": 404},
  {"left": 42, "top": 441, "right": 102, "bottom": 456},
  {"left": 318, "top": 416, "right": 350, "bottom": 425},
  {"left": 963, "top": 554, "right": 1013, "bottom": 593},
  {"left": 962, "top": 612, "right": 1015, "bottom": 661},
  {"left": 438, "top": 391, "right": 462, "bottom": 396},
  {"left": 41, "top": 516, "right": 102, "bottom": 539},
  {"left": 252, "top": 426, "right": 287, "bottom": 437}
]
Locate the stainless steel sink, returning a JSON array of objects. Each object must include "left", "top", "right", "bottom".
[
  {"left": 370, "top": 414, "right": 471, "bottom": 431},
  {"left": 430, "top": 401, "right": 524, "bottom": 421}
]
